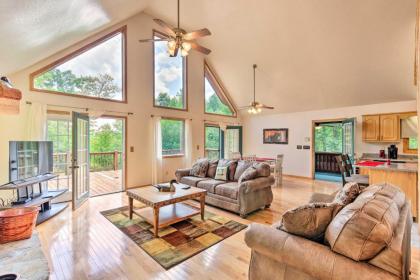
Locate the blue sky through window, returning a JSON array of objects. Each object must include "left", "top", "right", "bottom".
[{"left": 154, "top": 35, "right": 184, "bottom": 108}]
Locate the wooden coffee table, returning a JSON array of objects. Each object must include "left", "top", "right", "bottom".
[{"left": 127, "top": 183, "right": 207, "bottom": 237}]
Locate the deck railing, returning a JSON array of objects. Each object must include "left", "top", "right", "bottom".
[
  {"left": 314, "top": 152, "right": 341, "bottom": 174},
  {"left": 52, "top": 151, "right": 122, "bottom": 173}
]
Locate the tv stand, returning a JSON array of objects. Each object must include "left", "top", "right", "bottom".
[{"left": 0, "top": 174, "right": 68, "bottom": 225}]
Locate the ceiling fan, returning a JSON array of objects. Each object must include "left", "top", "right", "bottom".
[
  {"left": 239, "top": 64, "right": 274, "bottom": 114},
  {"left": 139, "top": 0, "right": 212, "bottom": 57}
]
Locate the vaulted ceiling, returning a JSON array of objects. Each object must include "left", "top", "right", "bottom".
[{"left": 0, "top": 0, "right": 417, "bottom": 113}]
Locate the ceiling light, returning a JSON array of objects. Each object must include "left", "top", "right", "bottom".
[
  {"left": 182, "top": 42, "right": 192, "bottom": 51},
  {"left": 181, "top": 49, "right": 189, "bottom": 57},
  {"left": 168, "top": 40, "right": 176, "bottom": 49}
]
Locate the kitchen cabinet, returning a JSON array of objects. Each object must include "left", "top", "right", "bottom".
[
  {"left": 380, "top": 114, "right": 400, "bottom": 142},
  {"left": 362, "top": 115, "right": 380, "bottom": 141},
  {"left": 362, "top": 113, "right": 400, "bottom": 142}
]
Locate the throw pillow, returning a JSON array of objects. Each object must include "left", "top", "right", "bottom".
[
  {"left": 215, "top": 166, "right": 229, "bottom": 181},
  {"left": 206, "top": 159, "right": 219, "bottom": 178},
  {"left": 238, "top": 166, "right": 258, "bottom": 184},
  {"left": 190, "top": 158, "right": 209, "bottom": 178},
  {"left": 217, "top": 159, "right": 237, "bottom": 181},
  {"left": 278, "top": 202, "right": 343, "bottom": 241},
  {"left": 234, "top": 161, "right": 252, "bottom": 181},
  {"left": 333, "top": 182, "right": 360, "bottom": 205}
]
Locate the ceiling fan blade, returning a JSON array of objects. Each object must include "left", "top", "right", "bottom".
[
  {"left": 183, "top": 28, "right": 211, "bottom": 40},
  {"left": 238, "top": 105, "right": 252, "bottom": 110},
  {"left": 189, "top": 42, "right": 211, "bottom": 55},
  {"left": 153, "top": 19, "right": 176, "bottom": 37},
  {"left": 261, "top": 105, "right": 274, "bottom": 109},
  {"left": 139, "top": 38, "right": 169, "bottom": 43}
]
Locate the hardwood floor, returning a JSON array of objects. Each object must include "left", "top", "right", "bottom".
[{"left": 36, "top": 176, "right": 420, "bottom": 279}]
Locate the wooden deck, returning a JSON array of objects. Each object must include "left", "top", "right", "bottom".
[
  {"left": 47, "top": 170, "right": 123, "bottom": 197},
  {"left": 90, "top": 170, "right": 123, "bottom": 196}
]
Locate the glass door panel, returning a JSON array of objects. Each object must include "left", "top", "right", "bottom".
[
  {"left": 72, "top": 112, "right": 90, "bottom": 210},
  {"left": 205, "top": 125, "right": 221, "bottom": 160},
  {"left": 224, "top": 126, "right": 243, "bottom": 159},
  {"left": 342, "top": 118, "right": 355, "bottom": 160}
]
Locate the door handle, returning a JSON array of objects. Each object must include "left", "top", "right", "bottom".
[{"left": 69, "top": 165, "right": 80, "bottom": 169}]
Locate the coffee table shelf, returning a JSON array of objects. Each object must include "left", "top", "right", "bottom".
[{"left": 134, "top": 203, "right": 200, "bottom": 229}]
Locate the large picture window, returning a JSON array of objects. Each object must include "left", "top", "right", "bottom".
[
  {"left": 154, "top": 31, "right": 187, "bottom": 110},
  {"left": 204, "top": 62, "right": 236, "bottom": 117},
  {"left": 161, "top": 118, "right": 185, "bottom": 156},
  {"left": 30, "top": 27, "right": 126, "bottom": 102}
]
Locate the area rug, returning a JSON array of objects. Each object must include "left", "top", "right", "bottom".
[{"left": 101, "top": 204, "right": 247, "bottom": 269}]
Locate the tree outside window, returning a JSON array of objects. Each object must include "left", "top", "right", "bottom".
[
  {"left": 31, "top": 28, "right": 125, "bottom": 102},
  {"left": 161, "top": 119, "right": 185, "bottom": 156}
]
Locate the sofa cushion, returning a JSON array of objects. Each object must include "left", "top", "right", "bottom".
[
  {"left": 278, "top": 202, "right": 343, "bottom": 241},
  {"left": 332, "top": 182, "right": 360, "bottom": 205},
  {"left": 234, "top": 161, "right": 252, "bottom": 181},
  {"left": 238, "top": 166, "right": 258, "bottom": 184},
  {"left": 215, "top": 166, "right": 229, "bottom": 181},
  {"left": 179, "top": 176, "right": 208, "bottom": 187},
  {"left": 197, "top": 179, "right": 225, "bottom": 193},
  {"left": 215, "top": 182, "right": 240, "bottom": 200},
  {"left": 190, "top": 158, "right": 209, "bottom": 178},
  {"left": 252, "top": 162, "right": 271, "bottom": 177},
  {"left": 325, "top": 183, "right": 403, "bottom": 261},
  {"left": 206, "top": 159, "right": 219, "bottom": 178}
]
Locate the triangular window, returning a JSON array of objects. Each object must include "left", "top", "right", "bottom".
[
  {"left": 204, "top": 62, "right": 236, "bottom": 116},
  {"left": 30, "top": 27, "right": 126, "bottom": 102}
]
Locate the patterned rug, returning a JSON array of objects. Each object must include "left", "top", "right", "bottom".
[{"left": 101, "top": 204, "right": 247, "bottom": 269}]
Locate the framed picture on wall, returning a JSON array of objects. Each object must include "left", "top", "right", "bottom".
[{"left": 263, "top": 128, "right": 288, "bottom": 144}]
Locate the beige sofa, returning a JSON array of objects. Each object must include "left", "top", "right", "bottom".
[
  {"left": 245, "top": 183, "right": 412, "bottom": 280},
  {"left": 175, "top": 160, "right": 274, "bottom": 217}
]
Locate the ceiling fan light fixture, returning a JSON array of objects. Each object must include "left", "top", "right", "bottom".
[
  {"left": 181, "top": 42, "right": 191, "bottom": 51},
  {"left": 181, "top": 48, "right": 189, "bottom": 57},
  {"left": 167, "top": 40, "right": 176, "bottom": 49}
]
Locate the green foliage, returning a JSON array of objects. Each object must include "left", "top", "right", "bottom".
[
  {"left": 409, "top": 137, "right": 418, "bottom": 149},
  {"left": 155, "top": 91, "right": 184, "bottom": 109},
  {"left": 205, "top": 126, "right": 221, "bottom": 159},
  {"left": 161, "top": 119, "right": 184, "bottom": 155},
  {"left": 205, "top": 93, "right": 233, "bottom": 116},
  {"left": 89, "top": 120, "right": 123, "bottom": 153},
  {"left": 34, "top": 69, "right": 120, "bottom": 99},
  {"left": 314, "top": 124, "right": 343, "bottom": 153}
]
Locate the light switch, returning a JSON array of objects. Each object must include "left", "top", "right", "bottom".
[{"left": 130, "top": 146, "right": 134, "bottom": 152}]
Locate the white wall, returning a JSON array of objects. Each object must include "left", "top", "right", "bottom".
[
  {"left": 243, "top": 100, "right": 416, "bottom": 178},
  {"left": 0, "top": 12, "right": 240, "bottom": 188}
]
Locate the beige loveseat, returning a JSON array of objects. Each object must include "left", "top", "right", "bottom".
[
  {"left": 245, "top": 183, "right": 412, "bottom": 280},
  {"left": 175, "top": 159, "right": 274, "bottom": 217}
]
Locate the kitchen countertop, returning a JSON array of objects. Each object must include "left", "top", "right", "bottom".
[
  {"left": 360, "top": 153, "right": 418, "bottom": 163},
  {"left": 356, "top": 162, "right": 418, "bottom": 173}
]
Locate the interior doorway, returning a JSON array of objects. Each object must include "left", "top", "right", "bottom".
[
  {"left": 46, "top": 113, "right": 126, "bottom": 203},
  {"left": 311, "top": 118, "right": 355, "bottom": 182}
]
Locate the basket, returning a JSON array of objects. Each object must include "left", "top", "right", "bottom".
[{"left": 0, "top": 207, "right": 39, "bottom": 244}]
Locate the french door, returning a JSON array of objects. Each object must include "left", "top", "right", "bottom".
[
  {"left": 224, "top": 126, "right": 243, "bottom": 159},
  {"left": 72, "top": 112, "right": 90, "bottom": 210}
]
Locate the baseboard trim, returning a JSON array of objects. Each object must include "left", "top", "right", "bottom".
[{"left": 283, "top": 174, "right": 313, "bottom": 180}]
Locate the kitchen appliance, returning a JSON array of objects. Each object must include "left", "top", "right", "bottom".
[
  {"left": 388, "top": 145, "right": 398, "bottom": 159},
  {"left": 379, "top": 150, "right": 385, "bottom": 158}
]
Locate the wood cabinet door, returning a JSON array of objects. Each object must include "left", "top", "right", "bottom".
[
  {"left": 362, "top": 115, "right": 380, "bottom": 141},
  {"left": 380, "top": 114, "right": 400, "bottom": 142}
]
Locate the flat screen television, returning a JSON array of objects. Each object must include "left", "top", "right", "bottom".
[{"left": 9, "top": 141, "right": 53, "bottom": 182}]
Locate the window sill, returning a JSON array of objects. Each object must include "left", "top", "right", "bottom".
[{"left": 163, "top": 154, "right": 185, "bottom": 159}]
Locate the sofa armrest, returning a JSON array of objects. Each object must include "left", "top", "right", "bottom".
[
  {"left": 245, "top": 223, "right": 399, "bottom": 280},
  {"left": 175, "top": 168, "right": 191, "bottom": 182},
  {"left": 240, "top": 176, "right": 274, "bottom": 194},
  {"left": 309, "top": 192, "right": 336, "bottom": 203}
]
